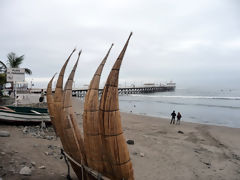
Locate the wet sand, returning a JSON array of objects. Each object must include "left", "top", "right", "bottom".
[{"left": 0, "top": 97, "right": 240, "bottom": 179}]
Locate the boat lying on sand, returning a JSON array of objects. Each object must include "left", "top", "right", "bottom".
[{"left": 0, "top": 106, "right": 50, "bottom": 123}]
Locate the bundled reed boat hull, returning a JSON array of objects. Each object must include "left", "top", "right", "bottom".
[
  {"left": 99, "top": 33, "right": 134, "bottom": 180},
  {"left": 83, "top": 44, "right": 114, "bottom": 174}
]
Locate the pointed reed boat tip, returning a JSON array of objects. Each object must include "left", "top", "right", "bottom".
[
  {"left": 55, "top": 49, "right": 75, "bottom": 95},
  {"left": 48, "top": 73, "right": 57, "bottom": 83},
  {"left": 75, "top": 57, "right": 80, "bottom": 66},
  {"left": 76, "top": 50, "right": 82, "bottom": 64},
  {"left": 108, "top": 44, "right": 114, "bottom": 52},
  {"left": 128, "top": 32, "right": 133, "bottom": 40},
  {"left": 78, "top": 50, "right": 82, "bottom": 56}
]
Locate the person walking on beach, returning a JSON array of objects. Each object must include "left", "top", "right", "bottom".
[
  {"left": 176, "top": 112, "right": 182, "bottom": 125},
  {"left": 39, "top": 89, "right": 44, "bottom": 103},
  {"left": 170, "top": 110, "right": 176, "bottom": 124}
]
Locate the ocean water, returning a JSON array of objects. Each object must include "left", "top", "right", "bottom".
[{"left": 119, "top": 88, "right": 240, "bottom": 128}]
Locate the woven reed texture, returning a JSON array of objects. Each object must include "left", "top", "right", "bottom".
[
  {"left": 62, "top": 52, "right": 93, "bottom": 179},
  {"left": 83, "top": 44, "right": 113, "bottom": 174},
  {"left": 99, "top": 33, "right": 134, "bottom": 180}
]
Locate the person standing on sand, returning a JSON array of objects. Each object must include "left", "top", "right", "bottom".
[
  {"left": 170, "top": 110, "right": 176, "bottom": 124},
  {"left": 176, "top": 112, "right": 182, "bottom": 125},
  {"left": 39, "top": 89, "right": 44, "bottom": 102}
]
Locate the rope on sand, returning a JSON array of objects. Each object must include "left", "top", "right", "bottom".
[{"left": 61, "top": 149, "right": 110, "bottom": 180}]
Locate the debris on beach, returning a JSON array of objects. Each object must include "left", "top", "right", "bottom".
[
  {"left": 19, "top": 166, "right": 32, "bottom": 176},
  {"left": 202, "top": 161, "right": 211, "bottom": 168},
  {"left": 20, "top": 126, "right": 56, "bottom": 140},
  {"left": 38, "top": 166, "right": 46, "bottom": 169},
  {"left": 132, "top": 151, "right": 138, "bottom": 155},
  {"left": 232, "top": 153, "right": 240, "bottom": 161},
  {"left": 30, "top": 162, "right": 36, "bottom": 167},
  {"left": 0, "top": 131, "right": 10, "bottom": 137},
  {"left": 127, "top": 139, "right": 135, "bottom": 145},
  {"left": 178, "top": 130, "right": 184, "bottom": 134}
]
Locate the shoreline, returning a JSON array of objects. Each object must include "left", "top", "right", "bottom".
[
  {"left": 75, "top": 97, "right": 240, "bottom": 130},
  {"left": 118, "top": 90, "right": 240, "bottom": 129},
  {"left": 121, "top": 111, "right": 240, "bottom": 130}
]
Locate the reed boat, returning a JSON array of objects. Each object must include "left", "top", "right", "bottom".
[
  {"left": 47, "top": 33, "right": 134, "bottom": 180},
  {"left": 0, "top": 106, "right": 50, "bottom": 123}
]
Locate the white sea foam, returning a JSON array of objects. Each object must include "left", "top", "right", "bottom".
[{"left": 131, "top": 94, "right": 240, "bottom": 100}]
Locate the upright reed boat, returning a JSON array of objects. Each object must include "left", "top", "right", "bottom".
[{"left": 46, "top": 33, "right": 134, "bottom": 180}]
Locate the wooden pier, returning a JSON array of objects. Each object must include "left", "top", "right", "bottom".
[
  {"left": 72, "top": 85, "right": 175, "bottom": 97},
  {"left": 34, "top": 85, "right": 176, "bottom": 97}
]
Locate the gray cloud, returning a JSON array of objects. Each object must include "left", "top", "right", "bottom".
[{"left": 0, "top": 0, "right": 240, "bottom": 89}]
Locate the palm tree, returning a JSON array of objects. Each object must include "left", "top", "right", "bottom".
[
  {"left": 7, "top": 52, "right": 32, "bottom": 75},
  {"left": 3, "top": 52, "right": 32, "bottom": 90}
]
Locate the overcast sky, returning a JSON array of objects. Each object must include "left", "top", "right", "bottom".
[{"left": 0, "top": 0, "right": 240, "bottom": 89}]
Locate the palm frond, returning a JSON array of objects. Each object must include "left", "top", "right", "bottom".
[
  {"left": 14, "top": 55, "right": 24, "bottom": 67},
  {"left": 0, "top": 61, "right": 7, "bottom": 69},
  {"left": 7, "top": 52, "right": 15, "bottom": 67},
  {"left": 7, "top": 52, "right": 24, "bottom": 68},
  {"left": 0, "top": 61, "right": 7, "bottom": 73},
  {"left": 25, "top": 68, "right": 32, "bottom": 75}
]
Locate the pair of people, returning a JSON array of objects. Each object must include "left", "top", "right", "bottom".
[{"left": 170, "top": 110, "right": 182, "bottom": 125}]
